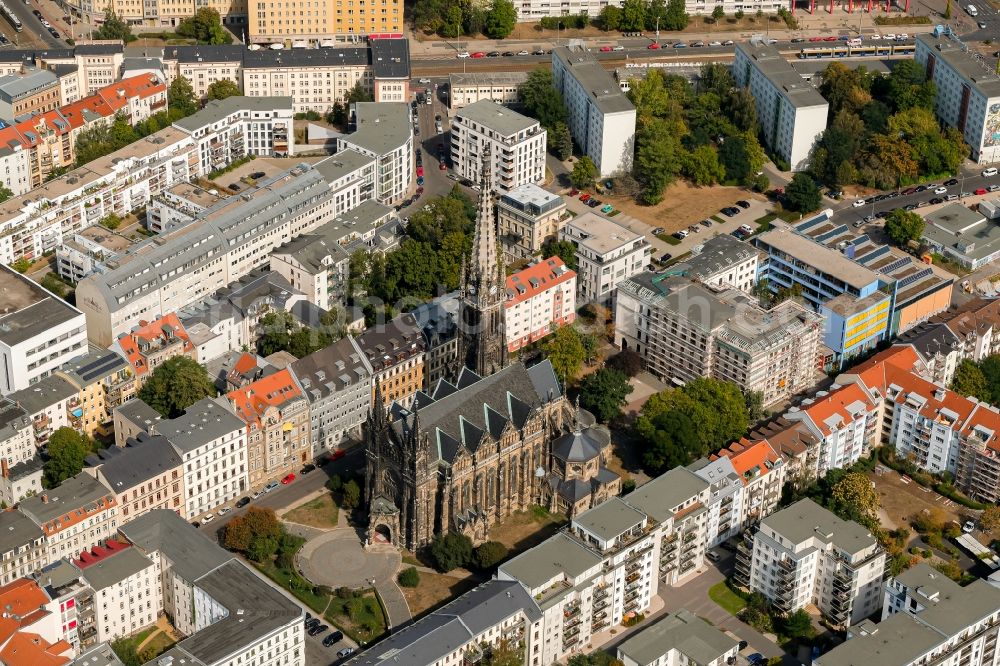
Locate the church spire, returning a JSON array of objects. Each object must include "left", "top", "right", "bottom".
[{"left": 469, "top": 144, "right": 502, "bottom": 285}]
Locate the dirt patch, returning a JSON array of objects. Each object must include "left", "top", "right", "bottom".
[
  {"left": 489, "top": 506, "right": 567, "bottom": 552},
  {"left": 600, "top": 182, "right": 764, "bottom": 235},
  {"left": 870, "top": 466, "right": 968, "bottom": 532},
  {"left": 282, "top": 494, "right": 339, "bottom": 529},
  {"left": 400, "top": 571, "right": 479, "bottom": 619}
]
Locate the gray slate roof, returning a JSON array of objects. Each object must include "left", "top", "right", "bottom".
[
  {"left": 499, "top": 532, "right": 602, "bottom": 590},
  {"left": 369, "top": 38, "right": 410, "bottom": 79},
  {"left": 341, "top": 102, "right": 411, "bottom": 155},
  {"left": 761, "top": 498, "right": 877, "bottom": 554},
  {"left": 151, "top": 397, "right": 245, "bottom": 455},
  {"left": 77, "top": 546, "right": 154, "bottom": 591},
  {"left": 623, "top": 466, "right": 709, "bottom": 524},
  {"left": 119, "top": 509, "right": 233, "bottom": 583},
  {"left": 19, "top": 473, "right": 113, "bottom": 527},
  {"left": 618, "top": 608, "right": 738, "bottom": 666},
  {"left": 173, "top": 96, "right": 292, "bottom": 132},
  {"left": 87, "top": 432, "right": 182, "bottom": 493},
  {"left": 0, "top": 509, "right": 43, "bottom": 551},
  {"left": 291, "top": 336, "right": 371, "bottom": 402},
  {"left": 551, "top": 424, "right": 608, "bottom": 463},
  {"left": 455, "top": 100, "right": 538, "bottom": 136},
  {"left": 72, "top": 643, "right": 128, "bottom": 666}
]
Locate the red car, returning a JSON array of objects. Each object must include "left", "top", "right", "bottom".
[
  {"left": 439, "top": 161, "right": 447, "bottom": 170},
  {"left": 471, "top": 52, "right": 486, "bottom": 58},
  {"left": 600, "top": 45, "right": 612, "bottom": 52},
  {"left": 823, "top": 36, "right": 837, "bottom": 41},
  {"left": 647, "top": 42, "right": 660, "bottom": 49},
  {"left": 570, "top": 188, "right": 579, "bottom": 196},
  {"left": 416, "top": 166, "right": 424, "bottom": 177},
  {"left": 326, "top": 449, "right": 346, "bottom": 463},
  {"left": 976, "top": 188, "right": 988, "bottom": 195},
  {"left": 281, "top": 473, "right": 296, "bottom": 484},
  {"left": 580, "top": 193, "right": 591, "bottom": 202},
  {"left": 809, "top": 36, "right": 824, "bottom": 42}
]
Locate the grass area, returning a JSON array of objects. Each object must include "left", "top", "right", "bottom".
[
  {"left": 755, "top": 212, "right": 778, "bottom": 231},
  {"left": 490, "top": 505, "right": 567, "bottom": 552},
  {"left": 710, "top": 215, "right": 726, "bottom": 224},
  {"left": 325, "top": 589, "right": 388, "bottom": 644},
  {"left": 400, "top": 571, "right": 479, "bottom": 619},
  {"left": 401, "top": 552, "right": 424, "bottom": 567},
  {"left": 282, "top": 493, "right": 339, "bottom": 528},
  {"left": 708, "top": 581, "right": 747, "bottom": 616},
  {"left": 142, "top": 631, "right": 176, "bottom": 657},
  {"left": 775, "top": 208, "right": 803, "bottom": 223},
  {"left": 874, "top": 14, "right": 932, "bottom": 24},
  {"left": 931, "top": 252, "right": 972, "bottom": 277},
  {"left": 657, "top": 233, "right": 681, "bottom": 245}
]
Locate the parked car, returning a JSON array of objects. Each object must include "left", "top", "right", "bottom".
[
  {"left": 587, "top": 198, "right": 601, "bottom": 208},
  {"left": 647, "top": 42, "right": 660, "bottom": 49},
  {"left": 989, "top": 185, "right": 1000, "bottom": 192},
  {"left": 250, "top": 171, "right": 266, "bottom": 179},
  {"left": 700, "top": 219, "right": 712, "bottom": 227},
  {"left": 660, "top": 253, "right": 672, "bottom": 263},
  {"left": 747, "top": 654, "right": 766, "bottom": 665},
  {"left": 309, "top": 624, "right": 328, "bottom": 636},
  {"left": 601, "top": 204, "right": 614, "bottom": 213},
  {"left": 983, "top": 167, "right": 998, "bottom": 177},
  {"left": 470, "top": 52, "right": 486, "bottom": 58},
  {"left": 579, "top": 193, "right": 591, "bottom": 201},
  {"left": 600, "top": 45, "right": 612, "bottom": 52},
  {"left": 673, "top": 230, "right": 688, "bottom": 239},
  {"left": 651, "top": 226, "right": 664, "bottom": 234},
  {"left": 202, "top": 513, "right": 215, "bottom": 523},
  {"left": 945, "top": 178, "right": 959, "bottom": 186},
  {"left": 964, "top": 520, "right": 976, "bottom": 533},
  {"left": 457, "top": 52, "right": 470, "bottom": 58},
  {"left": 934, "top": 186, "right": 947, "bottom": 194},
  {"left": 264, "top": 481, "right": 280, "bottom": 492},
  {"left": 281, "top": 473, "right": 296, "bottom": 484},
  {"left": 975, "top": 188, "right": 988, "bottom": 195},
  {"left": 251, "top": 489, "right": 264, "bottom": 500},
  {"left": 853, "top": 219, "right": 866, "bottom": 228},
  {"left": 323, "top": 631, "right": 344, "bottom": 647},
  {"left": 929, "top": 197, "right": 943, "bottom": 205},
  {"left": 235, "top": 496, "right": 250, "bottom": 508},
  {"left": 613, "top": 45, "right": 625, "bottom": 51},
  {"left": 300, "top": 464, "right": 316, "bottom": 474},
  {"left": 338, "top": 648, "right": 355, "bottom": 659},
  {"left": 217, "top": 507, "right": 231, "bottom": 516},
  {"left": 706, "top": 550, "right": 722, "bottom": 562},
  {"left": 736, "top": 200, "right": 750, "bottom": 209},
  {"left": 517, "top": 50, "right": 530, "bottom": 56},
  {"left": 853, "top": 198, "right": 867, "bottom": 207}
]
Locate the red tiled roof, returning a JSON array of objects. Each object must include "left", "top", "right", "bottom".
[
  {"left": 72, "top": 539, "right": 130, "bottom": 569},
  {"left": 799, "top": 383, "right": 876, "bottom": 436},
  {"left": 0, "top": 631, "right": 71, "bottom": 666},
  {"left": 710, "top": 438, "right": 781, "bottom": 485},
  {"left": 849, "top": 345, "right": 921, "bottom": 392},
  {"left": 116, "top": 313, "right": 193, "bottom": 377},
  {"left": 227, "top": 369, "right": 303, "bottom": 428},
  {"left": 0, "top": 579, "right": 51, "bottom": 646},
  {"left": 505, "top": 257, "right": 576, "bottom": 307}
]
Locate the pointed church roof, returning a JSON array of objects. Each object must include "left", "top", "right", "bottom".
[{"left": 469, "top": 143, "right": 501, "bottom": 286}]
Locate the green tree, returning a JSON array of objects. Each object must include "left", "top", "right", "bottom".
[
  {"left": 784, "top": 172, "right": 821, "bottom": 212},
  {"left": 620, "top": 0, "right": 646, "bottom": 31},
  {"left": 483, "top": 639, "right": 528, "bottom": 666},
  {"left": 635, "top": 118, "right": 683, "bottom": 203},
  {"left": 430, "top": 532, "right": 473, "bottom": 572},
  {"left": 783, "top": 609, "right": 815, "bottom": 640},
  {"left": 483, "top": 0, "right": 516, "bottom": 38},
  {"left": 138, "top": 356, "right": 216, "bottom": 418},
  {"left": 342, "top": 479, "right": 361, "bottom": 510},
  {"left": 663, "top": 0, "right": 689, "bottom": 30},
  {"left": 745, "top": 389, "right": 766, "bottom": 423},
  {"left": 168, "top": 75, "right": 198, "bottom": 116},
  {"left": 474, "top": 541, "right": 509, "bottom": 569},
  {"left": 94, "top": 9, "right": 133, "bottom": 41},
  {"left": 0, "top": 183, "right": 12, "bottom": 204},
  {"left": 176, "top": 7, "right": 232, "bottom": 44},
  {"left": 640, "top": 408, "right": 699, "bottom": 473},
  {"left": 43, "top": 428, "right": 93, "bottom": 488},
  {"left": 607, "top": 349, "right": 643, "bottom": 377},
  {"left": 543, "top": 326, "right": 586, "bottom": 384},
  {"left": 206, "top": 78, "right": 241, "bottom": 101},
  {"left": 951, "top": 359, "right": 990, "bottom": 401},
  {"left": 578, "top": 368, "right": 634, "bottom": 423},
  {"left": 857, "top": 134, "right": 918, "bottom": 189},
  {"left": 99, "top": 212, "right": 122, "bottom": 230},
  {"left": 551, "top": 121, "right": 573, "bottom": 160},
  {"left": 980, "top": 506, "right": 1000, "bottom": 539},
  {"left": 570, "top": 156, "right": 598, "bottom": 189},
  {"left": 10, "top": 257, "right": 30, "bottom": 273},
  {"left": 830, "top": 472, "right": 880, "bottom": 523},
  {"left": 726, "top": 88, "right": 758, "bottom": 133},
  {"left": 683, "top": 145, "right": 725, "bottom": 186},
  {"left": 519, "top": 68, "right": 567, "bottom": 129},
  {"left": 599, "top": 4, "right": 622, "bottom": 30},
  {"left": 882, "top": 59, "right": 935, "bottom": 112},
  {"left": 347, "top": 81, "right": 373, "bottom": 104},
  {"left": 884, "top": 208, "right": 925, "bottom": 246},
  {"left": 397, "top": 566, "right": 420, "bottom": 587},
  {"left": 540, "top": 238, "right": 577, "bottom": 270},
  {"left": 711, "top": 5, "right": 725, "bottom": 22}
]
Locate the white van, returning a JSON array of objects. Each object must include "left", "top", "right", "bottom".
[
  {"left": 982, "top": 167, "right": 998, "bottom": 177},
  {"left": 967, "top": 4, "right": 978, "bottom": 16}
]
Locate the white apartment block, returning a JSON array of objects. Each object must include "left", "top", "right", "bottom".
[
  {"left": 151, "top": 398, "right": 248, "bottom": 519},
  {"left": 615, "top": 275, "right": 822, "bottom": 405},
  {"left": 73, "top": 541, "right": 160, "bottom": 644},
  {"left": 0, "top": 264, "right": 88, "bottom": 395},
  {"left": 617, "top": 609, "right": 740, "bottom": 666},
  {"left": 689, "top": 454, "right": 745, "bottom": 547},
  {"left": 505, "top": 257, "right": 577, "bottom": 353},
  {"left": 8, "top": 373, "right": 78, "bottom": 448},
  {"left": 19, "top": 473, "right": 119, "bottom": 564},
  {"left": 551, "top": 46, "right": 636, "bottom": 177},
  {"left": 451, "top": 100, "right": 546, "bottom": 192},
  {"left": 709, "top": 438, "right": 785, "bottom": 529},
  {"left": 146, "top": 182, "right": 226, "bottom": 234},
  {"left": 448, "top": 72, "right": 527, "bottom": 111},
  {"left": 243, "top": 47, "right": 372, "bottom": 114},
  {"left": 0, "top": 510, "right": 45, "bottom": 587},
  {"left": 515, "top": 0, "right": 789, "bottom": 19},
  {"left": 0, "top": 398, "right": 34, "bottom": 471},
  {"left": 682, "top": 233, "right": 763, "bottom": 292},
  {"left": 290, "top": 336, "right": 373, "bottom": 457},
  {"left": 817, "top": 563, "right": 1000, "bottom": 666},
  {"left": 916, "top": 33, "right": 1000, "bottom": 164},
  {"left": 733, "top": 42, "right": 829, "bottom": 172},
  {"left": 337, "top": 102, "right": 413, "bottom": 205},
  {"left": 560, "top": 211, "right": 649, "bottom": 307},
  {"left": 735, "top": 498, "right": 886, "bottom": 627},
  {"left": 174, "top": 96, "right": 294, "bottom": 174},
  {"left": 497, "top": 184, "right": 568, "bottom": 260}
]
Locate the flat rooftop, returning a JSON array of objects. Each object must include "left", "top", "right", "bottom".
[
  {"left": 564, "top": 211, "right": 643, "bottom": 255},
  {"left": 922, "top": 205, "right": 1000, "bottom": 262},
  {"left": 553, "top": 46, "right": 636, "bottom": 115},
  {"left": 75, "top": 225, "right": 135, "bottom": 253},
  {"left": 449, "top": 71, "right": 528, "bottom": 88},
  {"left": 762, "top": 498, "right": 877, "bottom": 554},
  {"left": 755, "top": 227, "right": 880, "bottom": 290},
  {"left": 737, "top": 42, "right": 830, "bottom": 109},
  {"left": 0, "top": 264, "right": 82, "bottom": 347},
  {"left": 165, "top": 181, "right": 227, "bottom": 208},
  {"left": 455, "top": 99, "right": 538, "bottom": 136},
  {"left": 917, "top": 33, "right": 1000, "bottom": 98}
]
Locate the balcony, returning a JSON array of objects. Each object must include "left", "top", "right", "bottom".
[
  {"left": 626, "top": 572, "right": 641, "bottom": 584},
  {"left": 626, "top": 561, "right": 642, "bottom": 574},
  {"left": 680, "top": 561, "right": 696, "bottom": 573},
  {"left": 683, "top": 533, "right": 697, "bottom": 543},
  {"left": 564, "top": 604, "right": 581, "bottom": 620},
  {"left": 627, "top": 544, "right": 654, "bottom": 562},
  {"left": 594, "top": 585, "right": 610, "bottom": 601}
]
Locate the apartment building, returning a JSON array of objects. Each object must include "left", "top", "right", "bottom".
[
  {"left": 290, "top": 336, "right": 372, "bottom": 457},
  {"left": 358, "top": 313, "right": 426, "bottom": 408},
  {"left": 19, "top": 473, "right": 118, "bottom": 564},
  {"left": 55, "top": 348, "right": 134, "bottom": 440},
  {"left": 688, "top": 454, "right": 745, "bottom": 547},
  {"left": 56, "top": 225, "right": 138, "bottom": 284},
  {"left": 551, "top": 46, "right": 636, "bottom": 177},
  {"left": 0, "top": 43, "right": 124, "bottom": 97},
  {"left": 710, "top": 439, "right": 785, "bottom": 526},
  {"left": 111, "top": 313, "right": 195, "bottom": 388},
  {"left": 617, "top": 608, "right": 740, "bottom": 666},
  {"left": 174, "top": 96, "right": 294, "bottom": 173},
  {"left": 117, "top": 510, "right": 304, "bottom": 666},
  {"left": 515, "top": 0, "right": 789, "bottom": 19},
  {"left": 75, "top": 162, "right": 335, "bottom": 346},
  {"left": 451, "top": 100, "right": 546, "bottom": 192},
  {"left": 0, "top": 510, "right": 45, "bottom": 587},
  {"left": 0, "top": 398, "right": 34, "bottom": 472},
  {"left": 448, "top": 72, "right": 527, "bottom": 111},
  {"left": 85, "top": 433, "right": 185, "bottom": 521},
  {"left": 145, "top": 182, "right": 226, "bottom": 234},
  {"left": 245, "top": 0, "right": 403, "bottom": 45},
  {"left": 615, "top": 274, "right": 821, "bottom": 405},
  {"left": 670, "top": 233, "right": 763, "bottom": 292},
  {"left": 337, "top": 102, "right": 412, "bottom": 204},
  {"left": 73, "top": 541, "right": 159, "bottom": 644},
  {"left": 735, "top": 498, "right": 886, "bottom": 627},
  {"left": 505, "top": 257, "right": 577, "bottom": 353},
  {"left": 916, "top": 32, "right": 1000, "bottom": 164},
  {"left": 0, "top": 577, "right": 72, "bottom": 662},
  {"left": 151, "top": 397, "right": 248, "bottom": 518},
  {"left": 497, "top": 183, "right": 568, "bottom": 260},
  {"left": 733, "top": 42, "right": 829, "bottom": 171},
  {"left": 560, "top": 211, "right": 649, "bottom": 306},
  {"left": 84, "top": 0, "right": 246, "bottom": 26},
  {"left": 227, "top": 369, "right": 311, "bottom": 488},
  {"left": 8, "top": 374, "right": 78, "bottom": 449},
  {"left": 0, "top": 69, "right": 60, "bottom": 121},
  {"left": 34, "top": 558, "right": 97, "bottom": 652},
  {"left": 410, "top": 292, "right": 460, "bottom": 392},
  {"left": 0, "top": 264, "right": 88, "bottom": 395},
  {"left": 817, "top": 563, "right": 1000, "bottom": 666}
]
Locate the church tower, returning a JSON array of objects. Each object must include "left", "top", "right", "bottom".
[{"left": 456, "top": 145, "right": 508, "bottom": 378}]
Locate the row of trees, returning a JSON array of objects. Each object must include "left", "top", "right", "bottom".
[
  {"left": 811, "top": 61, "right": 966, "bottom": 190},
  {"left": 95, "top": 8, "right": 231, "bottom": 44},
  {"left": 598, "top": 0, "right": 689, "bottom": 32},
  {"left": 223, "top": 506, "right": 303, "bottom": 563},
  {"left": 412, "top": 0, "right": 517, "bottom": 39},
  {"left": 429, "top": 532, "right": 510, "bottom": 572},
  {"left": 519, "top": 69, "right": 573, "bottom": 160},
  {"left": 257, "top": 309, "right": 349, "bottom": 358}
]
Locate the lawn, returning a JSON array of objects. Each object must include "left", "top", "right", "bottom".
[
  {"left": 489, "top": 505, "right": 567, "bottom": 552},
  {"left": 400, "top": 571, "right": 479, "bottom": 619},
  {"left": 142, "top": 631, "right": 176, "bottom": 658},
  {"left": 282, "top": 493, "right": 339, "bottom": 528},
  {"left": 708, "top": 581, "right": 747, "bottom": 616},
  {"left": 325, "top": 590, "right": 388, "bottom": 644}
]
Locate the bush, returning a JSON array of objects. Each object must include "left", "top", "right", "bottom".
[
  {"left": 474, "top": 541, "right": 509, "bottom": 569},
  {"left": 336, "top": 586, "right": 355, "bottom": 599},
  {"left": 397, "top": 566, "right": 420, "bottom": 587},
  {"left": 430, "top": 533, "right": 473, "bottom": 572},
  {"left": 327, "top": 474, "right": 343, "bottom": 492}
]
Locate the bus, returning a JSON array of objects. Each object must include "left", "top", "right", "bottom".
[{"left": 0, "top": 2, "right": 22, "bottom": 32}]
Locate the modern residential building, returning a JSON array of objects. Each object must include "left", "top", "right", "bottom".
[
  {"left": 735, "top": 498, "right": 886, "bottom": 626},
  {"left": 560, "top": 211, "right": 649, "bottom": 306},
  {"left": 710, "top": 439, "right": 786, "bottom": 526},
  {"left": 816, "top": 562, "right": 1000, "bottom": 666},
  {"left": 72, "top": 541, "right": 158, "bottom": 644},
  {"left": 85, "top": 433, "right": 185, "bottom": 521},
  {"left": 732, "top": 42, "right": 829, "bottom": 172},
  {"left": 337, "top": 102, "right": 412, "bottom": 205},
  {"left": 615, "top": 274, "right": 822, "bottom": 405},
  {"left": 227, "top": 369, "right": 311, "bottom": 488},
  {"left": 515, "top": 0, "right": 788, "bottom": 19},
  {"left": 616, "top": 608, "right": 740, "bottom": 666},
  {"left": 665, "top": 233, "right": 764, "bottom": 292},
  {"left": 111, "top": 313, "right": 195, "bottom": 388},
  {"left": 0, "top": 510, "right": 46, "bottom": 586},
  {"left": 151, "top": 397, "right": 248, "bottom": 518},
  {"left": 915, "top": 31, "right": 1000, "bottom": 164},
  {"left": 245, "top": 0, "right": 403, "bottom": 45},
  {"left": 357, "top": 313, "right": 426, "bottom": 408},
  {"left": 56, "top": 347, "right": 135, "bottom": 438},
  {"left": 447, "top": 72, "right": 527, "bottom": 111},
  {"left": 451, "top": 100, "right": 546, "bottom": 192},
  {"left": 688, "top": 454, "right": 745, "bottom": 547},
  {"left": 496, "top": 183, "right": 568, "bottom": 260},
  {"left": 0, "top": 264, "right": 88, "bottom": 395},
  {"left": 19, "top": 473, "right": 118, "bottom": 564},
  {"left": 505, "top": 257, "right": 577, "bottom": 353},
  {"left": 290, "top": 336, "right": 372, "bottom": 457},
  {"left": 55, "top": 225, "right": 138, "bottom": 284},
  {"left": 145, "top": 182, "right": 227, "bottom": 235},
  {"left": 921, "top": 203, "right": 1000, "bottom": 270},
  {"left": 551, "top": 46, "right": 636, "bottom": 177},
  {"left": 904, "top": 298, "right": 1000, "bottom": 386}
]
